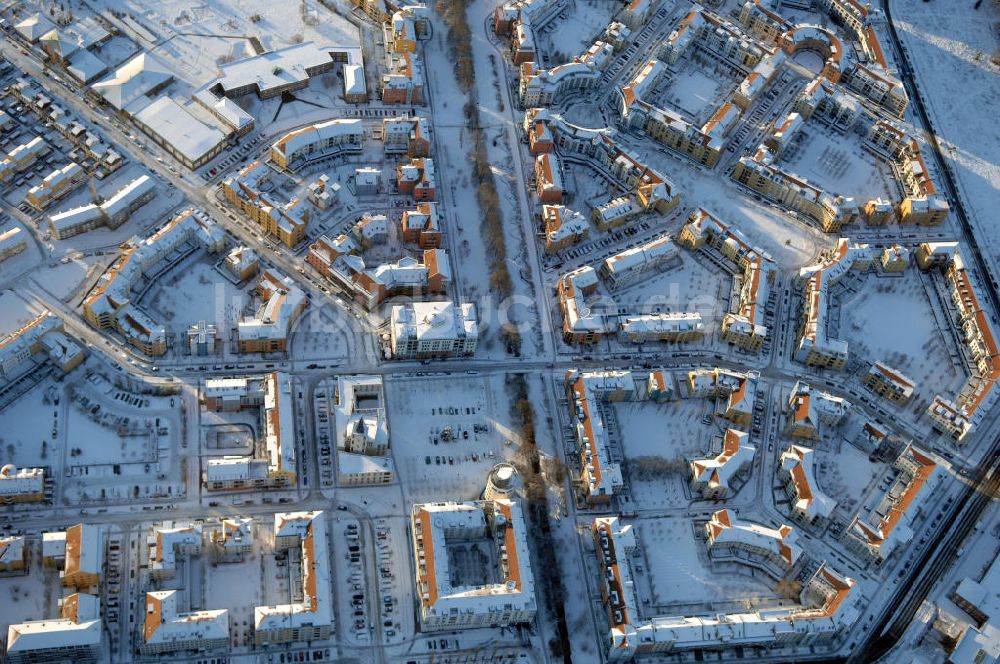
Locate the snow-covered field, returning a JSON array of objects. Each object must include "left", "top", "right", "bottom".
[
  {"left": 892, "top": 0, "right": 1000, "bottom": 273},
  {"left": 782, "top": 127, "right": 895, "bottom": 201},
  {"left": 815, "top": 441, "right": 883, "bottom": 516},
  {"left": 635, "top": 517, "right": 775, "bottom": 610},
  {"left": 839, "top": 272, "right": 962, "bottom": 395}
]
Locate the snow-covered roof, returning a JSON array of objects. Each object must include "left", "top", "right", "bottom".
[
  {"left": 566, "top": 370, "right": 633, "bottom": 499},
  {"left": 411, "top": 500, "right": 535, "bottom": 622},
  {"left": 205, "top": 42, "right": 361, "bottom": 98},
  {"left": 6, "top": 593, "right": 101, "bottom": 654},
  {"left": 337, "top": 451, "right": 394, "bottom": 476},
  {"left": 93, "top": 52, "right": 175, "bottom": 113},
  {"left": 237, "top": 270, "right": 307, "bottom": 342},
  {"left": 0, "top": 464, "right": 44, "bottom": 498},
  {"left": 144, "top": 590, "right": 228, "bottom": 647},
  {"left": 706, "top": 509, "right": 800, "bottom": 568},
  {"left": 134, "top": 96, "right": 226, "bottom": 164},
  {"left": 690, "top": 430, "right": 755, "bottom": 494},
  {"left": 255, "top": 512, "right": 331, "bottom": 633},
  {"left": 271, "top": 118, "right": 364, "bottom": 163},
  {"left": 390, "top": 301, "right": 478, "bottom": 344},
  {"left": 779, "top": 446, "right": 837, "bottom": 520}
]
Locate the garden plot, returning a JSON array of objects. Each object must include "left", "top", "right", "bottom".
[
  {"left": 288, "top": 305, "right": 353, "bottom": 361},
  {"left": 384, "top": 374, "right": 517, "bottom": 503},
  {"left": 781, "top": 127, "right": 894, "bottom": 202},
  {"left": 0, "top": 379, "right": 62, "bottom": 468},
  {"left": 814, "top": 442, "right": 884, "bottom": 516},
  {"left": 535, "top": 0, "right": 618, "bottom": 62},
  {"left": 634, "top": 517, "right": 775, "bottom": 612},
  {"left": 839, "top": 273, "right": 963, "bottom": 394},
  {"left": 613, "top": 398, "right": 719, "bottom": 509},
  {"left": 146, "top": 260, "right": 251, "bottom": 335},
  {"left": 0, "top": 560, "right": 56, "bottom": 630},
  {"left": 658, "top": 66, "right": 727, "bottom": 122},
  {"left": 612, "top": 254, "right": 729, "bottom": 327}
]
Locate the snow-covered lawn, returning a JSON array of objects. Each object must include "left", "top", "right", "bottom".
[
  {"left": 782, "top": 127, "right": 895, "bottom": 201},
  {"left": 536, "top": 0, "right": 617, "bottom": 62},
  {"left": 635, "top": 517, "right": 774, "bottom": 610},
  {"left": 0, "top": 562, "right": 56, "bottom": 628},
  {"left": 839, "top": 272, "right": 962, "bottom": 394},
  {"left": 815, "top": 441, "right": 883, "bottom": 516},
  {"left": 613, "top": 254, "right": 730, "bottom": 326},
  {"left": 0, "top": 290, "right": 38, "bottom": 336},
  {"left": 147, "top": 260, "right": 249, "bottom": 333},
  {"left": 660, "top": 67, "right": 726, "bottom": 121}
]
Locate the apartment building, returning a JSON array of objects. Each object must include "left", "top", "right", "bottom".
[
  {"left": 795, "top": 238, "right": 872, "bottom": 369},
  {"left": 785, "top": 381, "right": 850, "bottom": 439},
  {"left": 382, "top": 116, "right": 431, "bottom": 157},
  {"left": 593, "top": 514, "right": 858, "bottom": 659},
  {"left": 338, "top": 452, "right": 393, "bottom": 486},
  {"left": 5, "top": 593, "right": 102, "bottom": 664},
  {"left": 319, "top": 249, "right": 451, "bottom": 310},
  {"left": 534, "top": 152, "right": 563, "bottom": 203},
  {"left": 661, "top": 7, "right": 768, "bottom": 74},
  {"left": 401, "top": 201, "right": 442, "bottom": 248},
  {"left": 0, "top": 312, "right": 85, "bottom": 382},
  {"left": 618, "top": 313, "right": 704, "bottom": 343},
  {"left": 518, "top": 41, "right": 612, "bottom": 107},
  {"left": 83, "top": 209, "right": 224, "bottom": 355},
  {"left": 255, "top": 512, "right": 332, "bottom": 644},
  {"left": 0, "top": 135, "right": 50, "bottom": 183},
  {"left": 779, "top": 446, "right": 837, "bottom": 525},
  {"left": 237, "top": 270, "right": 308, "bottom": 354},
  {"left": 921, "top": 250, "right": 1000, "bottom": 442},
  {"left": 592, "top": 196, "right": 642, "bottom": 231},
  {"left": 880, "top": 243, "right": 909, "bottom": 272},
  {"left": 46, "top": 524, "right": 104, "bottom": 590},
  {"left": 843, "top": 444, "right": 940, "bottom": 563},
  {"left": 411, "top": 500, "right": 536, "bottom": 631},
  {"left": 600, "top": 235, "right": 676, "bottom": 289},
  {"left": 0, "top": 465, "right": 44, "bottom": 504},
  {"left": 678, "top": 208, "right": 776, "bottom": 352},
  {"left": 706, "top": 509, "right": 801, "bottom": 580},
  {"left": 222, "top": 161, "right": 310, "bottom": 247},
  {"left": 689, "top": 429, "right": 755, "bottom": 499},
  {"left": 353, "top": 212, "right": 388, "bottom": 248},
  {"left": 381, "top": 51, "right": 424, "bottom": 104},
  {"left": 147, "top": 523, "right": 202, "bottom": 579},
  {"left": 25, "top": 162, "right": 83, "bottom": 210},
  {"left": 738, "top": 0, "right": 793, "bottom": 43},
  {"left": 211, "top": 517, "right": 253, "bottom": 561},
  {"left": 863, "top": 361, "right": 915, "bottom": 404},
  {"left": 396, "top": 157, "right": 436, "bottom": 200},
  {"left": 566, "top": 370, "right": 636, "bottom": 503},
  {"left": 224, "top": 245, "right": 259, "bottom": 282},
  {"left": 141, "top": 590, "right": 229, "bottom": 655},
  {"left": 0, "top": 227, "right": 27, "bottom": 264},
  {"left": 542, "top": 204, "right": 589, "bottom": 253},
  {"left": 523, "top": 109, "right": 679, "bottom": 214},
  {"left": 0, "top": 535, "right": 27, "bottom": 573},
  {"left": 732, "top": 147, "right": 855, "bottom": 233},
  {"left": 48, "top": 174, "right": 156, "bottom": 239},
  {"left": 388, "top": 301, "right": 478, "bottom": 359},
  {"left": 270, "top": 118, "right": 364, "bottom": 170},
  {"left": 556, "top": 266, "right": 609, "bottom": 344},
  {"left": 201, "top": 372, "right": 297, "bottom": 490}
]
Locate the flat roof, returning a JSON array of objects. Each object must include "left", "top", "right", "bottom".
[{"left": 134, "top": 96, "right": 226, "bottom": 162}]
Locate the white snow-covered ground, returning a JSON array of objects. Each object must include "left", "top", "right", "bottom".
[
  {"left": 781, "top": 127, "right": 895, "bottom": 202},
  {"left": 815, "top": 440, "right": 884, "bottom": 516},
  {"left": 635, "top": 517, "right": 776, "bottom": 609},
  {"left": 0, "top": 290, "right": 39, "bottom": 336},
  {"left": 839, "top": 272, "right": 963, "bottom": 396},
  {"left": 536, "top": 0, "right": 617, "bottom": 64},
  {"left": 892, "top": 0, "right": 1000, "bottom": 274}
]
